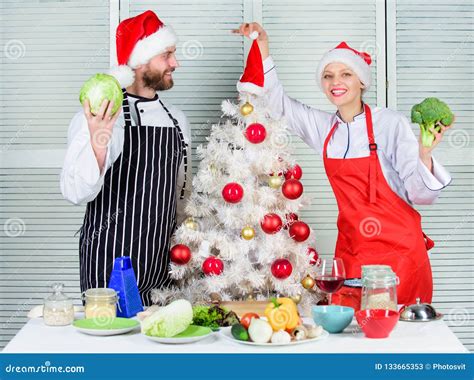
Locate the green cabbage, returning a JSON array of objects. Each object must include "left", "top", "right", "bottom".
[
  {"left": 141, "top": 299, "right": 193, "bottom": 337},
  {"left": 79, "top": 73, "right": 123, "bottom": 116}
]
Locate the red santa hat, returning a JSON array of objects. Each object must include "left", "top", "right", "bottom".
[
  {"left": 237, "top": 33, "right": 264, "bottom": 96},
  {"left": 109, "top": 10, "right": 177, "bottom": 88},
  {"left": 316, "top": 41, "right": 372, "bottom": 91}
]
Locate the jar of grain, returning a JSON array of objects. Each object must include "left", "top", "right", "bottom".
[
  {"left": 43, "top": 283, "right": 75, "bottom": 326},
  {"left": 83, "top": 288, "right": 118, "bottom": 323},
  {"left": 361, "top": 272, "right": 398, "bottom": 312}
]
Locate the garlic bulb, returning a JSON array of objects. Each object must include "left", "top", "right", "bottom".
[
  {"left": 271, "top": 330, "right": 292, "bottom": 344},
  {"left": 305, "top": 324, "right": 324, "bottom": 339}
]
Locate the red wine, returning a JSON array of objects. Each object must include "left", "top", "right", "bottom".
[{"left": 315, "top": 276, "right": 345, "bottom": 293}]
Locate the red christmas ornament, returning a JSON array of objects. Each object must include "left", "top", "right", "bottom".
[
  {"left": 271, "top": 258, "right": 293, "bottom": 279},
  {"left": 289, "top": 221, "right": 310, "bottom": 242},
  {"left": 222, "top": 183, "right": 244, "bottom": 203},
  {"left": 307, "top": 247, "right": 319, "bottom": 265},
  {"left": 170, "top": 244, "right": 192, "bottom": 265},
  {"left": 202, "top": 256, "right": 224, "bottom": 276},
  {"left": 245, "top": 123, "right": 267, "bottom": 144},
  {"left": 282, "top": 179, "right": 303, "bottom": 200},
  {"left": 283, "top": 213, "right": 299, "bottom": 230},
  {"left": 284, "top": 164, "right": 303, "bottom": 180},
  {"left": 260, "top": 213, "right": 283, "bottom": 234},
  {"left": 269, "top": 171, "right": 283, "bottom": 177}
]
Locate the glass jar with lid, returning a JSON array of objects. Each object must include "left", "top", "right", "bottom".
[
  {"left": 43, "top": 283, "right": 75, "bottom": 326},
  {"left": 361, "top": 265, "right": 393, "bottom": 278},
  {"left": 83, "top": 288, "right": 118, "bottom": 322},
  {"left": 361, "top": 272, "right": 398, "bottom": 311}
]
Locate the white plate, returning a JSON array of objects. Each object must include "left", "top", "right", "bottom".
[
  {"left": 144, "top": 334, "right": 214, "bottom": 344},
  {"left": 72, "top": 318, "right": 140, "bottom": 336},
  {"left": 73, "top": 325, "right": 139, "bottom": 336},
  {"left": 144, "top": 332, "right": 215, "bottom": 344},
  {"left": 218, "top": 326, "right": 329, "bottom": 347}
]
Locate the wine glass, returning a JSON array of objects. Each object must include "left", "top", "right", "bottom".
[{"left": 314, "top": 258, "right": 346, "bottom": 305}]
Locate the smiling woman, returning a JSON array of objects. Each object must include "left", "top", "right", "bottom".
[
  {"left": 233, "top": 22, "right": 454, "bottom": 308},
  {"left": 321, "top": 63, "right": 365, "bottom": 123}
]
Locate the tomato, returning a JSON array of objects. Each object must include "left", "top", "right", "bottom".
[{"left": 240, "top": 312, "right": 260, "bottom": 329}]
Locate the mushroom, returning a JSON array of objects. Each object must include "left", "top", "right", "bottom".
[{"left": 291, "top": 325, "right": 308, "bottom": 341}]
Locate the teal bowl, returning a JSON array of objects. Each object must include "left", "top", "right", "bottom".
[{"left": 312, "top": 305, "right": 355, "bottom": 333}]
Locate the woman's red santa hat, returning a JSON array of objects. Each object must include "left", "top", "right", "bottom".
[
  {"left": 109, "top": 10, "right": 177, "bottom": 88},
  {"left": 237, "top": 32, "right": 264, "bottom": 96},
  {"left": 316, "top": 42, "right": 372, "bottom": 91}
]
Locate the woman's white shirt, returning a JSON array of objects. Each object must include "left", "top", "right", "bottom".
[{"left": 263, "top": 56, "right": 451, "bottom": 205}]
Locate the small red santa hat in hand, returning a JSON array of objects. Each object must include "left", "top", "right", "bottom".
[
  {"left": 109, "top": 10, "right": 177, "bottom": 88},
  {"left": 237, "top": 32, "right": 265, "bottom": 96},
  {"left": 316, "top": 41, "right": 372, "bottom": 91}
]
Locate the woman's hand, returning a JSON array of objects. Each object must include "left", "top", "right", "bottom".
[
  {"left": 419, "top": 117, "right": 455, "bottom": 172},
  {"left": 231, "top": 22, "right": 269, "bottom": 60}
]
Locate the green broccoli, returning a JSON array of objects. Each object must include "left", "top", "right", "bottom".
[{"left": 411, "top": 97, "right": 454, "bottom": 147}]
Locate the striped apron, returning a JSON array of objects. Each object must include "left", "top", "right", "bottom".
[{"left": 79, "top": 90, "right": 187, "bottom": 306}]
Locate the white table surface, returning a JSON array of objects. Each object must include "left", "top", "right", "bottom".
[{"left": 3, "top": 316, "right": 468, "bottom": 354}]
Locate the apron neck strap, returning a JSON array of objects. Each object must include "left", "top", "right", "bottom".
[
  {"left": 158, "top": 98, "right": 189, "bottom": 200},
  {"left": 365, "top": 103, "right": 377, "bottom": 203},
  {"left": 365, "top": 103, "right": 376, "bottom": 151},
  {"left": 323, "top": 120, "right": 339, "bottom": 157},
  {"left": 159, "top": 99, "right": 180, "bottom": 129},
  {"left": 121, "top": 89, "right": 132, "bottom": 127}
]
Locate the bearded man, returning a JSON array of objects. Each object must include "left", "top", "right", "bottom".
[{"left": 60, "top": 10, "right": 191, "bottom": 305}]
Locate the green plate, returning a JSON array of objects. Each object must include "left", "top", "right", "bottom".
[
  {"left": 174, "top": 325, "right": 212, "bottom": 338},
  {"left": 73, "top": 318, "right": 140, "bottom": 336},
  {"left": 144, "top": 325, "right": 214, "bottom": 344}
]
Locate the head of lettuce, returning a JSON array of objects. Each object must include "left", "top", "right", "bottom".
[
  {"left": 79, "top": 74, "right": 123, "bottom": 116},
  {"left": 141, "top": 299, "right": 193, "bottom": 337}
]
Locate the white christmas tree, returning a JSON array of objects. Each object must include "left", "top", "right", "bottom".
[{"left": 152, "top": 39, "right": 322, "bottom": 311}]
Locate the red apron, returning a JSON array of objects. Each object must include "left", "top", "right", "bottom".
[{"left": 325, "top": 104, "right": 434, "bottom": 309}]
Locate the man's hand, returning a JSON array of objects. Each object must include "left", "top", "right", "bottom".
[
  {"left": 232, "top": 22, "right": 269, "bottom": 60},
  {"left": 83, "top": 99, "right": 121, "bottom": 172}
]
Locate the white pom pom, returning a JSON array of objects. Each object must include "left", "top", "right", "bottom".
[
  {"left": 108, "top": 65, "right": 135, "bottom": 88},
  {"left": 249, "top": 31, "right": 259, "bottom": 40},
  {"left": 221, "top": 100, "right": 238, "bottom": 117},
  {"left": 198, "top": 240, "right": 211, "bottom": 258}
]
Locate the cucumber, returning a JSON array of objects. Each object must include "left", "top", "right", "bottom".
[{"left": 231, "top": 323, "right": 249, "bottom": 341}]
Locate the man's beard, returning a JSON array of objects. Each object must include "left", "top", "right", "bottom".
[{"left": 143, "top": 69, "right": 174, "bottom": 91}]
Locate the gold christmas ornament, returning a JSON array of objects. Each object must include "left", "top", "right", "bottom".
[
  {"left": 268, "top": 174, "right": 284, "bottom": 189},
  {"left": 208, "top": 164, "right": 218, "bottom": 176},
  {"left": 183, "top": 217, "right": 199, "bottom": 231},
  {"left": 241, "top": 226, "right": 256, "bottom": 240},
  {"left": 246, "top": 293, "right": 254, "bottom": 301},
  {"left": 301, "top": 274, "right": 316, "bottom": 290},
  {"left": 240, "top": 101, "right": 254, "bottom": 116},
  {"left": 290, "top": 294, "right": 302, "bottom": 304}
]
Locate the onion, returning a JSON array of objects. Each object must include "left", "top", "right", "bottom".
[{"left": 248, "top": 318, "right": 273, "bottom": 343}]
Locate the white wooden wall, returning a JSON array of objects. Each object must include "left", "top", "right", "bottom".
[
  {"left": 388, "top": 0, "right": 473, "bottom": 351},
  {"left": 0, "top": 0, "right": 472, "bottom": 350},
  {"left": 0, "top": 0, "right": 114, "bottom": 348}
]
